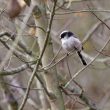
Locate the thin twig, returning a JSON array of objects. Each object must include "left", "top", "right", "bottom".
[
  {"left": 68, "top": 87, "right": 98, "bottom": 110},
  {"left": 0, "top": 32, "right": 32, "bottom": 55},
  {"left": 0, "top": 63, "right": 34, "bottom": 76},
  {"left": 82, "top": 16, "right": 110, "bottom": 43},
  {"left": 88, "top": 6, "right": 110, "bottom": 30},
  {"left": 66, "top": 56, "right": 83, "bottom": 92},
  {"left": 39, "top": 51, "right": 75, "bottom": 71},
  {"left": 42, "top": 46, "right": 62, "bottom": 69},
  {"left": 55, "top": 9, "right": 110, "bottom": 15},
  {"left": 18, "top": 17, "right": 46, "bottom": 33},
  {"left": 0, "top": 39, "right": 28, "bottom": 62},
  {"left": 18, "top": 1, "right": 57, "bottom": 109},
  {"left": 66, "top": 57, "right": 72, "bottom": 78},
  {"left": 0, "top": 81, "right": 43, "bottom": 91}
]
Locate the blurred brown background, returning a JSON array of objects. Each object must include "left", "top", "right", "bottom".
[{"left": 0, "top": 0, "right": 110, "bottom": 110}]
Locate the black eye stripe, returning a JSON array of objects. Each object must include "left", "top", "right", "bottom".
[
  {"left": 60, "top": 32, "right": 67, "bottom": 38},
  {"left": 60, "top": 31, "right": 75, "bottom": 39},
  {"left": 67, "top": 32, "right": 73, "bottom": 37}
]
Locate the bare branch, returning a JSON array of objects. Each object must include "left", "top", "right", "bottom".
[
  {"left": 18, "top": 1, "right": 58, "bottom": 109},
  {"left": 67, "top": 86, "right": 98, "bottom": 110},
  {"left": 0, "top": 63, "right": 34, "bottom": 76},
  {"left": 55, "top": 9, "right": 110, "bottom": 15},
  {"left": 0, "top": 31, "right": 32, "bottom": 55},
  {"left": 88, "top": 6, "right": 110, "bottom": 30}
]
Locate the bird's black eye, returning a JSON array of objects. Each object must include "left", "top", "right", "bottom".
[
  {"left": 60, "top": 32, "right": 67, "bottom": 39},
  {"left": 67, "top": 32, "right": 73, "bottom": 37}
]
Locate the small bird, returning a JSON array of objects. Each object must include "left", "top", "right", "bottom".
[{"left": 60, "top": 30, "right": 87, "bottom": 66}]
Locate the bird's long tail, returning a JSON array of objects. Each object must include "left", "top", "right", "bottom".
[{"left": 77, "top": 51, "right": 87, "bottom": 66}]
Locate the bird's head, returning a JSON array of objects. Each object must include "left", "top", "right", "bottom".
[{"left": 60, "top": 30, "right": 74, "bottom": 39}]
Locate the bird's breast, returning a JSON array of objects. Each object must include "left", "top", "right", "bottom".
[{"left": 61, "top": 37, "right": 82, "bottom": 52}]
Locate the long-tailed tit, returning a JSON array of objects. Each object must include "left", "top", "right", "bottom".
[{"left": 60, "top": 30, "right": 87, "bottom": 66}]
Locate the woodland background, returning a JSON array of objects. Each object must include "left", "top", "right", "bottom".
[{"left": 0, "top": 0, "right": 110, "bottom": 110}]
